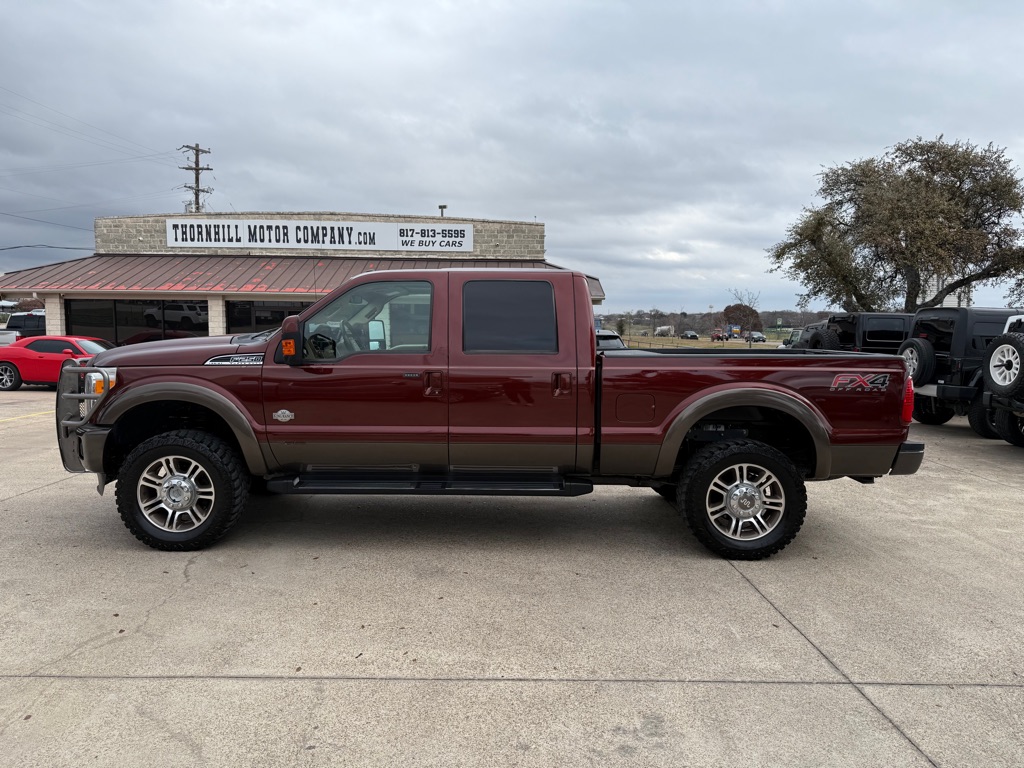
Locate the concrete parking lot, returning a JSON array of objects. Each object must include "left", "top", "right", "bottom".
[{"left": 0, "top": 386, "right": 1022, "bottom": 767}]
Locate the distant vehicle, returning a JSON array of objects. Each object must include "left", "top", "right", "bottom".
[
  {"left": 901, "top": 306, "right": 1023, "bottom": 438},
  {"left": 791, "top": 312, "right": 913, "bottom": 353},
  {"left": 779, "top": 328, "right": 804, "bottom": 348},
  {"left": 596, "top": 330, "right": 627, "bottom": 350},
  {"left": 745, "top": 331, "right": 767, "bottom": 343},
  {"left": 0, "top": 309, "right": 46, "bottom": 346},
  {"left": 0, "top": 335, "right": 113, "bottom": 391},
  {"left": 711, "top": 329, "right": 728, "bottom": 341},
  {"left": 681, "top": 330, "right": 699, "bottom": 340},
  {"left": 982, "top": 314, "right": 1024, "bottom": 446},
  {"left": 144, "top": 303, "right": 208, "bottom": 329},
  {"left": 654, "top": 326, "right": 673, "bottom": 337}
]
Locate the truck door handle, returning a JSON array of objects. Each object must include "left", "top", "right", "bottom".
[
  {"left": 424, "top": 370, "right": 444, "bottom": 398},
  {"left": 552, "top": 372, "right": 573, "bottom": 397}
]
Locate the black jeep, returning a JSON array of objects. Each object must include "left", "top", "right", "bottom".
[
  {"left": 980, "top": 314, "right": 1024, "bottom": 446},
  {"left": 790, "top": 312, "right": 913, "bottom": 353},
  {"left": 900, "top": 306, "right": 1024, "bottom": 438}
]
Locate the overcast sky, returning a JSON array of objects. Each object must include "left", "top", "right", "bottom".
[{"left": 2, "top": 0, "right": 1023, "bottom": 313}]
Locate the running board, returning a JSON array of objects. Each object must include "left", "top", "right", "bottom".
[{"left": 264, "top": 471, "right": 594, "bottom": 497}]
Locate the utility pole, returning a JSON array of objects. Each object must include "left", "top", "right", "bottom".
[{"left": 179, "top": 143, "right": 212, "bottom": 213}]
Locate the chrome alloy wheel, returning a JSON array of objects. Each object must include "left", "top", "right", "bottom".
[
  {"left": 988, "top": 341, "right": 1021, "bottom": 388},
  {"left": 901, "top": 347, "right": 919, "bottom": 379},
  {"left": 136, "top": 455, "right": 216, "bottom": 532},
  {"left": 0, "top": 364, "right": 15, "bottom": 389},
  {"left": 704, "top": 462, "right": 785, "bottom": 541}
]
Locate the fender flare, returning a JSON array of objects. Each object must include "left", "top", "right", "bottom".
[
  {"left": 653, "top": 387, "right": 833, "bottom": 479},
  {"left": 98, "top": 381, "right": 269, "bottom": 475}
]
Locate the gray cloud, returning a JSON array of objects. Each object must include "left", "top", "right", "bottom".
[{"left": 2, "top": 0, "right": 1023, "bottom": 311}]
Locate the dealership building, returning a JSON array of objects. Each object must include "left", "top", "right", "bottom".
[{"left": 0, "top": 212, "right": 604, "bottom": 344}]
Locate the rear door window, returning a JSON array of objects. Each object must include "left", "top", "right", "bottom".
[{"left": 462, "top": 280, "right": 557, "bottom": 353}]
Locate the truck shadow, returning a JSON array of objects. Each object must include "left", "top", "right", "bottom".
[{"left": 235, "top": 490, "right": 707, "bottom": 557}]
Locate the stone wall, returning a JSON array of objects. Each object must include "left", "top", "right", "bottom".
[{"left": 95, "top": 212, "right": 544, "bottom": 260}]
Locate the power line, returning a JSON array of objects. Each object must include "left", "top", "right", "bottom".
[
  {"left": 0, "top": 85, "right": 175, "bottom": 159},
  {"left": 0, "top": 210, "right": 93, "bottom": 231},
  {"left": 0, "top": 151, "right": 181, "bottom": 179},
  {"left": 0, "top": 244, "right": 92, "bottom": 251}
]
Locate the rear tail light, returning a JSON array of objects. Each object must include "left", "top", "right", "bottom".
[{"left": 901, "top": 376, "right": 915, "bottom": 425}]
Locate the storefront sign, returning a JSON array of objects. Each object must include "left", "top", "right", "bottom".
[{"left": 166, "top": 219, "right": 473, "bottom": 252}]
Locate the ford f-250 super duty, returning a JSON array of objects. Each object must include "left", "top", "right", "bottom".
[{"left": 56, "top": 269, "right": 923, "bottom": 559}]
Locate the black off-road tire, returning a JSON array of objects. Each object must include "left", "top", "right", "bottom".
[
  {"left": 676, "top": 439, "right": 807, "bottom": 560},
  {"left": 115, "top": 429, "right": 249, "bottom": 551},
  {"left": 968, "top": 395, "right": 1000, "bottom": 439},
  {"left": 899, "top": 338, "right": 936, "bottom": 386},
  {"left": 994, "top": 409, "right": 1024, "bottom": 448},
  {"left": 911, "top": 395, "right": 955, "bottom": 425},
  {"left": 808, "top": 329, "right": 841, "bottom": 350},
  {"left": 0, "top": 362, "right": 22, "bottom": 392},
  {"left": 983, "top": 333, "right": 1024, "bottom": 398}
]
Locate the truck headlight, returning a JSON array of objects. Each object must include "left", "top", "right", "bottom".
[{"left": 85, "top": 368, "right": 117, "bottom": 395}]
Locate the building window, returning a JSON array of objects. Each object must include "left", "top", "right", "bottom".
[
  {"left": 65, "top": 299, "right": 210, "bottom": 345},
  {"left": 226, "top": 300, "right": 312, "bottom": 334}
]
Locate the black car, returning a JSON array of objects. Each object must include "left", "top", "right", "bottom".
[
  {"left": 900, "top": 306, "right": 1024, "bottom": 438},
  {"left": 681, "top": 330, "right": 699, "bottom": 340},
  {"left": 791, "top": 312, "right": 912, "bottom": 353}
]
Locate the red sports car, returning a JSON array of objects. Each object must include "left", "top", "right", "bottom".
[{"left": 0, "top": 335, "right": 113, "bottom": 391}]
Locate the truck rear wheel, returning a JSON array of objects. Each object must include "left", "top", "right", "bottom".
[
  {"left": 677, "top": 439, "right": 806, "bottom": 560},
  {"left": 115, "top": 429, "right": 249, "bottom": 551}
]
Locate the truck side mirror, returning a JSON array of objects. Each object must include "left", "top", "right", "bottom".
[
  {"left": 280, "top": 315, "right": 302, "bottom": 365},
  {"left": 782, "top": 338, "right": 792, "bottom": 346},
  {"left": 367, "top": 319, "right": 385, "bottom": 351}
]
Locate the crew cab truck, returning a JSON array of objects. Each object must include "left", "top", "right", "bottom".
[{"left": 57, "top": 269, "right": 923, "bottom": 560}]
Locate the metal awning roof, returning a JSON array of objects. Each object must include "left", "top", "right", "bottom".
[{"left": 0, "top": 253, "right": 605, "bottom": 301}]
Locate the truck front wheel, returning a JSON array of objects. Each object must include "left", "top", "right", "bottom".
[
  {"left": 678, "top": 440, "right": 806, "bottom": 560},
  {"left": 115, "top": 430, "right": 249, "bottom": 551}
]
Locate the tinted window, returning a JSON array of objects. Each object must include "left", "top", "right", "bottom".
[
  {"left": 864, "top": 318, "right": 909, "bottom": 342},
  {"left": 463, "top": 280, "right": 557, "bottom": 353},
  {"left": 27, "top": 339, "right": 76, "bottom": 353},
  {"left": 7, "top": 314, "right": 43, "bottom": 330}
]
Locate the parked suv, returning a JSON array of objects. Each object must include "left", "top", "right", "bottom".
[
  {"left": 980, "top": 314, "right": 1024, "bottom": 446},
  {"left": 791, "top": 312, "right": 913, "bottom": 353},
  {"left": 143, "top": 303, "right": 208, "bottom": 329},
  {"left": 900, "top": 306, "right": 1024, "bottom": 438}
]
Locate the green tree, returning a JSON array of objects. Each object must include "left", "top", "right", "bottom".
[{"left": 767, "top": 137, "right": 1024, "bottom": 311}]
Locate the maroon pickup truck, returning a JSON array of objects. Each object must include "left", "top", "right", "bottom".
[{"left": 57, "top": 269, "right": 923, "bottom": 559}]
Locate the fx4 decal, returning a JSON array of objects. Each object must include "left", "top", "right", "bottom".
[{"left": 830, "top": 373, "right": 891, "bottom": 391}]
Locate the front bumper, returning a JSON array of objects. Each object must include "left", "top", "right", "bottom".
[
  {"left": 55, "top": 360, "right": 111, "bottom": 474},
  {"left": 890, "top": 440, "right": 925, "bottom": 475}
]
